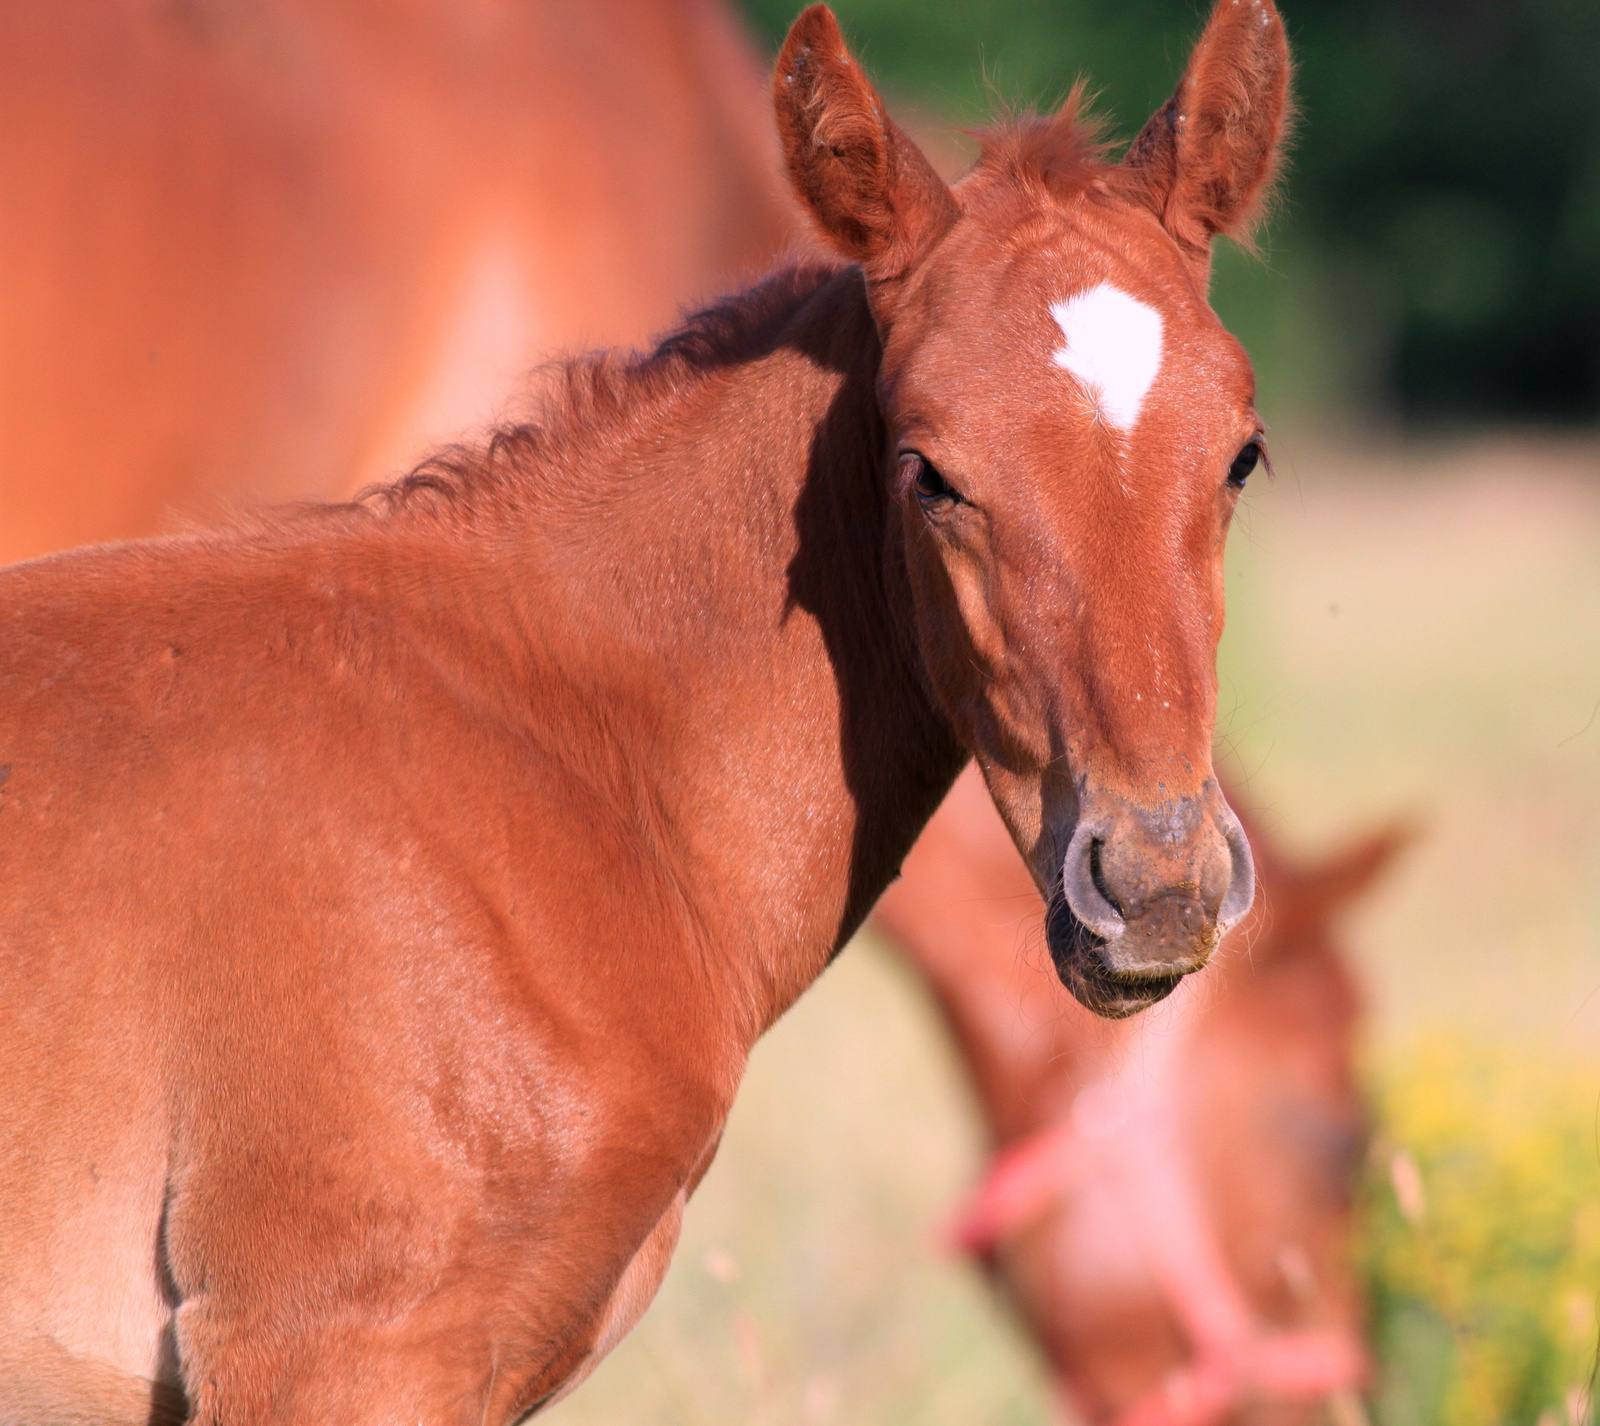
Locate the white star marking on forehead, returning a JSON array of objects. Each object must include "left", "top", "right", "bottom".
[{"left": 1050, "top": 284, "right": 1165, "bottom": 432}]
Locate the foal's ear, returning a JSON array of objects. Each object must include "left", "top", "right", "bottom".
[
  {"left": 1120, "top": 0, "right": 1292, "bottom": 269},
  {"left": 774, "top": 6, "right": 958, "bottom": 303}
]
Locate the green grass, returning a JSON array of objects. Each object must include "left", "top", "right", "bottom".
[{"left": 1366, "top": 1039, "right": 1600, "bottom": 1426}]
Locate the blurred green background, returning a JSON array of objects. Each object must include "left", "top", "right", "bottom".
[{"left": 737, "top": 0, "right": 1600, "bottom": 426}]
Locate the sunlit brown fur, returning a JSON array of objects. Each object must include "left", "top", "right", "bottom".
[{"left": 0, "top": 3, "right": 1291, "bottom": 1418}]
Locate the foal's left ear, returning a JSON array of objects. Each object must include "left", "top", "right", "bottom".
[
  {"left": 774, "top": 6, "right": 958, "bottom": 315},
  {"left": 1120, "top": 0, "right": 1292, "bottom": 272}
]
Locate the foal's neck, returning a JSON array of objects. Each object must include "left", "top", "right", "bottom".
[{"left": 469, "top": 265, "right": 964, "bottom": 1036}]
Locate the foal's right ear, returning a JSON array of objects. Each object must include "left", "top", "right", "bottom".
[
  {"left": 774, "top": 6, "right": 958, "bottom": 301},
  {"left": 1120, "top": 0, "right": 1292, "bottom": 272}
]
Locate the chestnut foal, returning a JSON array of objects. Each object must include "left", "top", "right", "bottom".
[
  {"left": 876, "top": 767, "right": 1403, "bottom": 1426},
  {"left": 0, "top": 2, "right": 1287, "bottom": 1420}
]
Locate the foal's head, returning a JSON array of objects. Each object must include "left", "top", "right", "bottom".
[{"left": 775, "top": 0, "right": 1291, "bottom": 1016}]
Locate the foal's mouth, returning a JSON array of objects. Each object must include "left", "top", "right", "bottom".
[{"left": 1044, "top": 893, "right": 1184, "bottom": 1019}]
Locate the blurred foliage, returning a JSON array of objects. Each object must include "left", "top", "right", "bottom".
[
  {"left": 1364, "top": 1038, "right": 1600, "bottom": 1426},
  {"left": 738, "top": 0, "right": 1600, "bottom": 424}
]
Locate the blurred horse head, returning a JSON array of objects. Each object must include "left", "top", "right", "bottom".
[
  {"left": 777, "top": 0, "right": 1290, "bottom": 1014},
  {"left": 874, "top": 764, "right": 1408, "bottom": 1426}
]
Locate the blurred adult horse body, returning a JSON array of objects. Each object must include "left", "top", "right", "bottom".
[
  {"left": 0, "top": 2, "right": 1288, "bottom": 1420},
  {"left": 0, "top": 0, "right": 794, "bottom": 564}
]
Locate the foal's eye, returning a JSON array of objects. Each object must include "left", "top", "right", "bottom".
[
  {"left": 1227, "top": 440, "right": 1263, "bottom": 489},
  {"left": 901, "top": 451, "right": 962, "bottom": 508}
]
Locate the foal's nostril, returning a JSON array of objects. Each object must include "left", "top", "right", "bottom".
[
  {"left": 1059, "top": 823, "right": 1127, "bottom": 942},
  {"left": 1088, "top": 839, "right": 1125, "bottom": 919}
]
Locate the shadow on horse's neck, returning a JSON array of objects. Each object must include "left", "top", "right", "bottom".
[
  {"left": 778, "top": 271, "right": 966, "bottom": 966},
  {"left": 626, "top": 260, "right": 965, "bottom": 1016},
  {"left": 391, "top": 260, "right": 965, "bottom": 1027}
]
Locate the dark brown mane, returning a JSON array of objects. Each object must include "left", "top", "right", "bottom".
[
  {"left": 968, "top": 86, "right": 1114, "bottom": 203},
  {"left": 356, "top": 260, "right": 848, "bottom": 521}
]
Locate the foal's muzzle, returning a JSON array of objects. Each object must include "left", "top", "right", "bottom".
[{"left": 1046, "top": 786, "right": 1254, "bottom": 1018}]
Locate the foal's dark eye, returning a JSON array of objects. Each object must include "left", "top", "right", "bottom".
[
  {"left": 1227, "top": 440, "right": 1262, "bottom": 489},
  {"left": 901, "top": 451, "right": 962, "bottom": 508}
]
